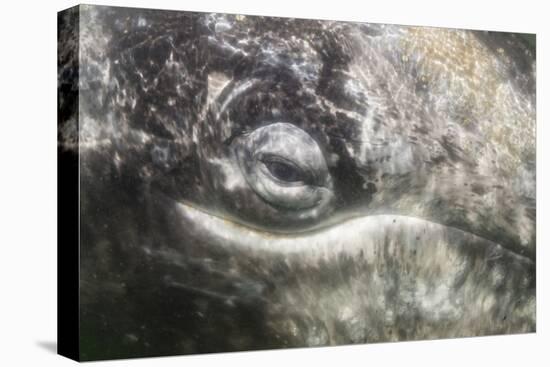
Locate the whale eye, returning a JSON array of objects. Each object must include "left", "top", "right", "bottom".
[
  {"left": 233, "top": 122, "right": 334, "bottom": 213},
  {"left": 260, "top": 154, "right": 310, "bottom": 184}
]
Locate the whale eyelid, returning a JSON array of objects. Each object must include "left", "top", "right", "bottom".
[{"left": 232, "top": 122, "right": 334, "bottom": 213}]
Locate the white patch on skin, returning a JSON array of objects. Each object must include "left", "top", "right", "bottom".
[
  {"left": 137, "top": 17, "right": 147, "bottom": 27},
  {"left": 416, "top": 282, "right": 460, "bottom": 322},
  {"left": 214, "top": 20, "right": 232, "bottom": 33},
  {"left": 218, "top": 79, "right": 257, "bottom": 118},
  {"left": 207, "top": 72, "right": 232, "bottom": 106},
  {"left": 206, "top": 157, "right": 247, "bottom": 191}
]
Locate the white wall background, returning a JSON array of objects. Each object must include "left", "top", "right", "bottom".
[{"left": 0, "top": 0, "right": 547, "bottom": 365}]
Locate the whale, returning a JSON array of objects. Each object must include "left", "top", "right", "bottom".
[{"left": 66, "top": 5, "right": 536, "bottom": 360}]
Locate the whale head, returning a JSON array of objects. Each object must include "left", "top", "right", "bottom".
[{"left": 70, "top": 6, "right": 535, "bottom": 359}]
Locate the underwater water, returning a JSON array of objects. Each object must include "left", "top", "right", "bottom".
[{"left": 58, "top": 4, "right": 536, "bottom": 360}]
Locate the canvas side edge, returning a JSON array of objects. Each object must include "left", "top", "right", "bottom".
[{"left": 57, "top": 4, "right": 81, "bottom": 362}]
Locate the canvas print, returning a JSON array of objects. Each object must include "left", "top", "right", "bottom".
[{"left": 57, "top": 4, "right": 536, "bottom": 361}]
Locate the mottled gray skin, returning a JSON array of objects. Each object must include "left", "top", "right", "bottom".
[{"left": 64, "top": 5, "right": 535, "bottom": 360}]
